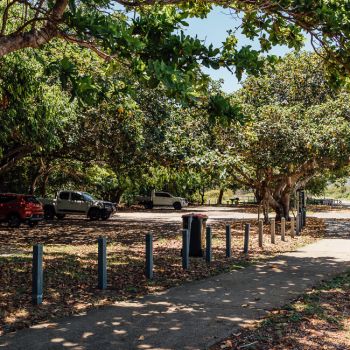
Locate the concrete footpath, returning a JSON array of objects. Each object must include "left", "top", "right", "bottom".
[{"left": 1, "top": 237, "right": 350, "bottom": 350}]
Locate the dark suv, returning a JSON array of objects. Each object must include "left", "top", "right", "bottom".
[{"left": 0, "top": 194, "right": 44, "bottom": 227}]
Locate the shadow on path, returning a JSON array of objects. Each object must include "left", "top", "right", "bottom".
[{"left": 1, "top": 238, "right": 350, "bottom": 350}]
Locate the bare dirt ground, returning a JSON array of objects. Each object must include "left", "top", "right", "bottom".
[{"left": 0, "top": 206, "right": 325, "bottom": 335}]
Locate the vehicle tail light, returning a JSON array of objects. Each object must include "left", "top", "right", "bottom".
[{"left": 20, "top": 199, "right": 31, "bottom": 210}]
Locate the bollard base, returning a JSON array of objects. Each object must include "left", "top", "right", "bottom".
[
  {"left": 32, "top": 295, "right": 43, "bottom": 305},
  {"left": 180, "top": 249, "right": 203, "bottom": 257}
]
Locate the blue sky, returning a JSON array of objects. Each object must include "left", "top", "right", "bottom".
[
  {"left": 117, "top": 4, "right": 314, "bottom": 93},
  {"left": 183, "top": 6, "right": 313, "bottom": 93}
]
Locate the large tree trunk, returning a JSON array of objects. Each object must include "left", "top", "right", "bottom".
[
  {"left": 280, "top": 192, "right": 291, "bottom": 220},
  {"left": 262, "top": 201, "right": 269, "bottom": 224},
  {"left": 29, "top": 173, "right": 41, "bottom": 195},
  {"left": 271, "top": 202, "right": 284, "bottom": 221},
  {"left": 40, "top": 172, "right": 50, "bottom": 197},
  {"left": 113, "top": 188, "right": 125, "bottom": 204},
  {"left": 199, "top": 186, "right": 205, "bottom": 205},
  {"left": 217, "top": 188, "right": 224, "bottom": 205},
  {"left": 255, "top": 185, "right": 271, "bottom": 223}
]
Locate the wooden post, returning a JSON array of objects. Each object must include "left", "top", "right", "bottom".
[
  {"left": 281, "top": 218, "right": 286, "bottom": 241},
  {"left": 270, "top": 219, "right": 276, "bottom": 244},
  {"left": 98, "top": 237, "right": 107, "bottom": 289},
  {"left": 290, "top": 217, "right": 295, "bottom": 238},
  {"left": 258, "top": 219, "right": 263, "bottom": 248},
  {"left": 182, "top": 229, "right": 189, "bottom": 270},
  {"left": 145, "top": 234, "right": 153, "bottom": 279},
  {"left": 225, "top": 225, "right": 231, "bottom": 258},
  {"left": 243, "top": 224, "right": 250, "bottom": 254},
  {"left": 206, "top": 226, "right": 212, "bottom": 263},
  {"left": 32, "top": 244, "right": 43, "bottom": 305}
]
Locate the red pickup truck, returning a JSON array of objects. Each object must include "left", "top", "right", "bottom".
[{"left": 0, "top": 194, "right": 44, "bottom": 228}]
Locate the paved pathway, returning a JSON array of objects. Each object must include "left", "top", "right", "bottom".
[
  {"left": 1, "top": 221, "right": 350, "bottom": 350},
  {"left": 324, "top": 219, "right": 350, "bottom": 237}
]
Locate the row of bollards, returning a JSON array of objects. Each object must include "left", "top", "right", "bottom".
[
  {"left": 32, "top": 238, "right": 109, "bottom": 305},
  {"left": 144, "top": 215, "right": 307, "bottom": 278},
  {"left": 31, "top": 213, "right": 307, "bottom": 304}
]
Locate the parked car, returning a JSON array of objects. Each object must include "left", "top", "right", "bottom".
[
  {"left": 135, "top": 190, "right": 188, "bottom": 210},
  {"left": 0, "top": 193, "right": 44, "bottom": 228},
  {"left": 40, "top": 190, "right": 115, "bottom": 220}
]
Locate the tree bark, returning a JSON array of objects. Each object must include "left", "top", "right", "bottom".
[
  {"left": 0, "top": 0, "right": 68, "bottom": 58},
  {"left": 217, "top": 188, "right": 224, "bottom": 205},
  {"left": 0, "top": 146, "right": 34, "bottom": 176},
  {"left": 40, "top": 172, "right": 50, "bottom": 197},
  {"left": 280, "top": 192, "right": 291, "bottom": 220},
  {"left": 114, "top": 188, "right": 124, "bottom": 204},
  {"left": 199, "top": 186, "right": 205, "bottom": 205},
  {"left": 262, "top": 201, "right": 269, "bottom": 224},
  {"left": 29, "top": 173, "right": 41, "bottom": 195}
]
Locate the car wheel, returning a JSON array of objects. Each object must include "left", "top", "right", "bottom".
[
  {"left": 56, "top": 214, "right": 65, "bottom": 220},
  {"left": 100, "top": 209, "right": 110, "bottom": 221},
  {"left": 44, "top": 206, "right": 55, "bottom": 220},
  {"left": 8, "top": 214, "right": 21, "bottom": 228},
  {"left": 173, "top": 202, "right": 182, "bottom": 210},
  {"left": 89, "top": 208, "right": 101, "bottom": 220},
  {"left": 144, "top": 202, "right": 154, "bottom": 209},
  {"left": 28, "top": 221, "right": 38, "bottom": 228}
]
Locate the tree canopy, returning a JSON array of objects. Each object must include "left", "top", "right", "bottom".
[
  {"left": 1, "top": 3, "right": 350, "bottom": 215},
  {"left": 209, "top": 53, "right": 350, "bottom": 220},
  {"left": 1, "top": 0, "right": 350, "bottom": 100}
]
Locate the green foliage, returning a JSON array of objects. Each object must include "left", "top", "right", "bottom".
[
  {"left": 200, "top": 52, "right": 350, "bottom": 214},
  {"left": 2, "top": 0, "right": 350, "bottom": 103},
  {"left": 208, "top": 94, "right": 246, "bottom": 125},
  {"left": 0, "top": 50, "right": 76, "bottom": 172}
]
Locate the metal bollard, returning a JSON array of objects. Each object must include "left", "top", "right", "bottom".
[
  {"left": 243, "top": 224, "right": 250, "bottom": 254},
  {"left": 182, "top": 229, "right": 189, "bottom": 270},
  {"left": 258, "top": 219, "right": 263, "bottom": 248},
  {"left": 32, "top": 244, "right": 43, "bottom": 305},
  {"left": 296, "top": 214, "right": 300, "bottom": 235},
  {"left": 206, "top": 226, "right": 212, "bottom": 263},
  {"left": 226, "top": 225, "right": 231, "bottom": 258},
  {"left": 291, "top": 217, "right": 295, "bottom": 238},
  {"left": 281, "top": 218, "right": 286, "bottom": 241},
  {"left": 145, "top": 233, "right": 153, "bottom": 279},
  {"left": 98, "top": 237, "right": 107, "bottom": 289},
  {"left": 270, "top": 219, "right": 276, "bottom": 244},
  {"left": 302, "top": 209, "right": 306, "bottom": 228}
]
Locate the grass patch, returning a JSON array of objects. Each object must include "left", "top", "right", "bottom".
[{"left": 212, "top": 270, "right": 350, "bottom": 350}]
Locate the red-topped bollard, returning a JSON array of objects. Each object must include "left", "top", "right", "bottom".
[{"left": 182, "top": 213, "right": 208, "bottom": 257}]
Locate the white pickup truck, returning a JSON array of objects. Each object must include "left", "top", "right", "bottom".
[
  {"left": 40, "top": 190, "right": 115, "bottom": 220},
  {"left": 136, "top": 190, "right": 188, "bottom": 210}
]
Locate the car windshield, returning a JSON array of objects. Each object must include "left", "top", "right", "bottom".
[
  {"left": 24, "top": 196, "right": 40, "bottom": 204},
  {"left": 83, "top": 193, "right": 96, "bottom": 201}
]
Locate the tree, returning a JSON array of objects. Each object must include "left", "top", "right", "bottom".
[
  {"left": 0, "top": 50, "right": 76, "bottom": 177},
  {"left": 211, "top": 53, "right": 350, "bottom": 221},
  {"left": 1, "top": 1, "right": 350, "bottom": 95},
  {"left": 0, "top": 37, "right": 218, "bottom": 199}
]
